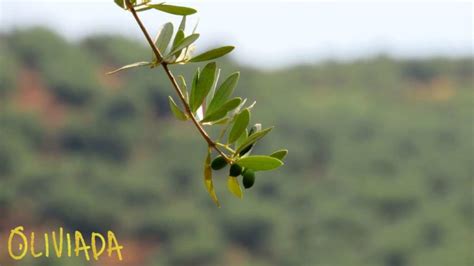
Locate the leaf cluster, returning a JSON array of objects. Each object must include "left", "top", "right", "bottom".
[{"left": 112, "top": 0, "right": 287, "bottom": 206}]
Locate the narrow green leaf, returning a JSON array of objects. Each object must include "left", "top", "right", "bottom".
[
  {"left": 172, "top": 30, "right": 185, "bottom": 51},
  {"left": 190, "top": 46, "right": 235, "bottom": 62},
  {"left": 201, "top": 97, "right": 242, "bottom": 123},
  {"left": 237, "top": 123, "right": 260, "bottom": 155},
  {"left": 228, "top": 109, "right": 250, "bottom": 144},
  {"left": 235, "top": 129, "right": 248, "bottom": 149},
  {"left": 176, "top": 75, "right": 188, "bottom": 101},
  {"left": 235, "top": 127, "right": 273, "bottom": 155},
  {"left": 270, "top": 149, "right": 288, "bottom": 160},
  {"left": 114, "top": 0, "right": 127, "bottom": 9},
  {"left": 204, "top": 148, "right": 220, "bottom": 207},
  {"left": 168, "top": 96, "right": 187, "bottom": 121},
  {"left": 189, "top": 68, "right": 200, "bottom": 110},
  {"left": 227, "top": 176, "right": 243, "bottom": 199},
  {"left": 206, "top": 69, "right": 220, "bottom": 109},
  {"left": 107, "top": 61, "right": 150, "bottom": 75},
  {"left": 206, "top": 72, "right": 239, "bottom": 115},
  {"left": 155, "top": 22, "right": 174, "bottom": 55},
  {"left": 236, "top": 155, "right": 283, "bottom": 171},
  {"left": 148, "top": 4, "right": 197, "bottom": 16},
  {"left": 178, "top": 15, "right": 186, "bottom": 32},
  {"left": 169, "top": 29, "right": 185, "bottom": 61},
  {"left": 236, "top": 126, "right": 252, "bottom": 157},
  {"left": 167, "top": 33, "right": 199, "bottom": 60},
  {"left": 190, "top": 62, "right": 216, "bottom": 113}
]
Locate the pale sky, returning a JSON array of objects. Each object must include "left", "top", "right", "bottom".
[{"left": 0, "top": 0, "right": 472, "bottom": 68}]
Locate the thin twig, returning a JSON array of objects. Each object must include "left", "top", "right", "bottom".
[
  {"left": 126, "top": 2, "right": 230, "bottom": 161},
  {"left": 216, "top": 143, "right": 235, "bottom": 154}
]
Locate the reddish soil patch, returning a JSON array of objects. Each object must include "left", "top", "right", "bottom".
[{"left": 13, "top": 68, "right": 66, "bottom": 127}]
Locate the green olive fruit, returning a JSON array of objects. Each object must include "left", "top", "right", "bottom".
[
  {"left": 229, "top": 163, "right": 243, "bottom": 177},
  {"left": 242, "top": 169, "right": 255, "bottom": 189},
  {"left": 211, "top": 156, "right": 228, "bottom": 170}
]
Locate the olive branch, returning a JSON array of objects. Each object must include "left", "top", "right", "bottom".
[{"left": 111, "top": 0, "right": 288, "bottom": 207}]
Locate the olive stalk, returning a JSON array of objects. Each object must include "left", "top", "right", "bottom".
[{"left": 125, "top": 1, "right": 230, "bottom": 162}]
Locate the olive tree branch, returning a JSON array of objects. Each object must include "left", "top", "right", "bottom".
[{"left": 126, "top": 1, "right": 230, "bottom": 162}]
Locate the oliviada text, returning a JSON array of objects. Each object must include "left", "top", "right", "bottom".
[{"left": 5, "top": 226, "right": 123, "bottom": 261}]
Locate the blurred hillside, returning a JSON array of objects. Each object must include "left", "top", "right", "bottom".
[{"left": 0, "top": 27, "right": 473, "bottom": 266}]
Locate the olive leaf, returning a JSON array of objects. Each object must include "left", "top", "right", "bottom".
[
  {"left": 204, "top": 148, "right": 220, "bottom": 207},
  {"left": 189, "top": 62, "right": 216, "bottom": 113},
  {"left": 178, "top": 15, "right": 186, "bottom": 32},
  {"left": 234, "top": 127, "right": 273, "bottom": 155},
  {"left": 237, "top": 124, "right": 264, "bottom": 156},
  {"left": 155, "top": 22, "right": 174, "bottom": 55},
  {"left": 168, "top": 96, "right": 187, "bottom": 121},
  {"left": 147, "top": 4, "right": 197, "bottom": 16},
  {"left": 114, "top": 0, "right": 135, "bottom": 9},
  {"left": 206, "top": 68, "right": 221, "bottom": 109},
  {"left": 172, "top": 30, "right": 185, "bottom": 52},
  {"left": 201, "top": 97, "right": 242, "bottom": 123},
  {"left": 227, "top": 176, "right": 243, "bottom": 199},
  {"left": 107, "top": 61, "right": 151, "bottom": 75},
  {"left": 176, "top": 75, "right": 188, "bottom": 101},
  {"left": 228, "top": 109, "right": 250, "bottom": 144},
  {"left": 236, "top": 155, "right": 283, "bottom": 171},
  {"left": 190, "top": 46, "right": 235, "bottom": 63},
  {"left": 270, "top": 149, "right": 288, "bottom": 160},
  {"left": 235, "top": 128, "right": 248, "bottom": 150},
  {"left": 166, "top": 33, "right": 199, "bottom": 61},
  {"left": 206, "top": 72, "right": 239, "bottom": 115}
]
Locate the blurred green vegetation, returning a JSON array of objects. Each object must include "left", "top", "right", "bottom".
[{"left": 0, "top": 27, "right": 473, "bottom": 266}]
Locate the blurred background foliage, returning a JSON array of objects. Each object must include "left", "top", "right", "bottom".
[{"left": 0, "top": 27, "right": 473, "bottom": 266}]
